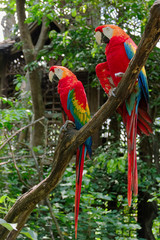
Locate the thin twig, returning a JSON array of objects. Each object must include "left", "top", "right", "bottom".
[
  {"left": 29, "top": 117, "right": 44, "bottom": 182},
  {"left": 0, "top": 155, "right": 32, "bottom": 160},
  {"left": 41, "top": 118, "right": 48, "bottom": 166},
  {"left": 48, "top": 221, "right": 55, "bottom": 240},
  {"left": 0, "top": 155, "right": 53, "bottom": 166},
  {"left": 6, "top": 136, "right": 30, "bottom": 189},
  {"left": 45, "top": 198, "right": 65, "bottom": 240},
  {"left": 0, "top": 160, "right": 10, "bottom": 166},
  {"left": 0, "top": 116, "right": 45, "bottom": 150},
  {"left": 30, "top": 145, "right": 43, "bottom": 182}
]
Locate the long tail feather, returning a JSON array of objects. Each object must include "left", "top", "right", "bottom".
[
  {"left": 138, "top": 108, "right": 152, "bottom": 123},
  {"left": 75, "top": 144, "right": 87, "bottom": 239},
  {"left": 137, "top": 110, "right": 153, "bottom": 135},
  {"left": 126, "top": 103, "right": 138, "bottom": 206},
  {"left": 118, "top": 99, "right": 152, "bottom": 206}
]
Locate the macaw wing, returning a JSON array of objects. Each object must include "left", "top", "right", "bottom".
[
  {"left": 67, "top": 81, "right": 91, "bottom": 130},
  {"left": 96, "top": 62, "right": 115, "bottom": 96},
  {"left": 138, "top": 67, "right": 149, "bottom": 104},
  {"left": 124, "top": 38, "right": 149, "bottom": 104},
  {"left": 124, "top": 38, "right": 137, "bottom": 60}
]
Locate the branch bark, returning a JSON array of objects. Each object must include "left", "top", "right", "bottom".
[
  {"left": 16, "top": 0, "right": 35, "bottom": 62},
  {"left": 16, "top": 0, "right": 45, "bottom": 146},
  {"left": 0, "top": 117, "right": 44, "bottom": 150},
  {"left": 35, "top": 17, "right": 50, "bottom": 55},
  {"left": 0, "top": 1, "right": 160, "bottom": 239}
]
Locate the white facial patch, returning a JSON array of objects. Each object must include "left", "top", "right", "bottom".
[
  {"left": 55, "top": 68, "right": 63, "bottom": 79},
  {"left": 95, "top": 31, "right": 102, "bottom": 45},
  {"left": 49, "top": 71, "right": 54, "bottom": 82},
  {"left": 102, "top": 27, "right": 113, "bottom": 39}
]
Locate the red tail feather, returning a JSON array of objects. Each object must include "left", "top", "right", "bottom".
[
  {"left": 75, "top": 144, "right": 86, "bottom": 239},
  {"left": 126, "top": 103, "right": 138, "bottom": 206},
  {"left": 137, "top": 114, "right": 153, "bottom": 135},
  {"left": 137, "top": 121, "right": 150, "bottom": 135},
  {"left": 138, "top": 108, "right": 152, "bottom": 123}
]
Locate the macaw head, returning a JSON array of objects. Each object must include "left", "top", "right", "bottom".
[
  {"left": 95, "top": 24, "right": 129, "bottom": 45},
  {"left": 49, "top": 66, "right": 77, "bottom": 82}
]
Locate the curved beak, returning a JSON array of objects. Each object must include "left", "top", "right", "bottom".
[
  {"left": 95, "top": 31, "right": 102, "bottom": 45},
  {"left": 49, "top": 71, "right": 59, "bottom": 82},
  {"left": 49, "top": 71, "right": 54, "bottom": 82},
  {"left": 102, "top": 34, "right": 110, "bottom": 44}
]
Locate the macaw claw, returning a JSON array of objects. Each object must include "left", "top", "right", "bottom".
[
  {"left": 115, "top": 72, "right": 124, "bottom": 77},
  {"left": 60, "top": 120, "right": 76, "bottom": 133},
  {"left": 109, "top": 87, "right": 116, "bottom": 97}
]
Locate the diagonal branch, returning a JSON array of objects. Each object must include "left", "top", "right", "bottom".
[
  {"left": 0, "top": 1, "right": 160, "bottom": 239},
  {"left": 35, "top": 17, "right": 50, "bottom": 56},
  {"left": 0, "top": 117, "right": 45, "bottom": 150},
  {"left": 16, "top": 0, "right": 35, "bottom": 62},
  {"left": 7, "top": 138, "right": 30, "bottom": 189}
]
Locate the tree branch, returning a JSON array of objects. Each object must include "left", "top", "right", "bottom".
[
  {"left": 16, "top": 0, "right": 35, "bottom": 62},
  {"left": 0, "top": 1, "right": 160, "bottom": 239},
  {"left": 35, "top": 17, "right": 50, "bottom": 55},
  {"left": 7, "top": 138, "right": 30, "bottom": 189},
  {"left": 16, "top": 0, "right": 45, "bottom": 146},
  {"left": 0, "top": 117, "right": 45, "bottom": 150}
]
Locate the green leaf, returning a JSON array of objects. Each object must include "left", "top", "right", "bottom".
[
  {"left": 0, "top": 195, "right": 7, "bottom": 203},
  {"left": 0, "top": 218, "right": 17, "bottom": 231},
  {"left": 62, "top": 58, "right": 67, "bottom": 66},
  {"left": 21, "top": 229, "right": 38, "bottom": 240},
  {"left": 71, "top": 8, "right": 77, "bottom": 17},
  {"left": 107, "top": 159, "right": 117, "bottom": 173},
  {"left": 15, "top": 82, "right": 22, "bottom": 91}
]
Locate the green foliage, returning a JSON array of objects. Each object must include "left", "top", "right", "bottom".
[
  {"left": 0, "top": 0, "right": 160, "bottom": 239},
  {"left": 0, "top": 218, "right": 17, "bottom": 231},
  {"left": 45, "top": 26, "right": 104, "bottom": 72},
  {"left": 0, "top": 195, "right": 15, "bottom": 215},
  {"left": 1, "top": 143, "right": 158, "bottom": 239},
  {"left": 0, "top": 96, "right": 32, "bottom": 136},
  {"left": 0, "top": 74, "right": 32, "bottom": 136},
  {"left": 20, "top": 229, "right": 38, "bottom": 240}
]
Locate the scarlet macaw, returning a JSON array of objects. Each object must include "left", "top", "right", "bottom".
[
  {"left": 49, "top": 66, "right": 92, "bottom": 238},
  {"left": 95, "top": 25, "right": 152, "bottom": 206}
]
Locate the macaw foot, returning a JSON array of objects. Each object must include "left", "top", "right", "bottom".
[
  {"left": 60, "top": 120, "right": 76, "bottom": 133},
  {"left": 115, "top": 72, "right": 124, "bottom": 78},
  {"left": 108, "top": 87, "right": 116, "bottom": 97}
]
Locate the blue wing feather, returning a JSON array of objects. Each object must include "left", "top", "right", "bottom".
[
  {"left": 124, "top": 39, "right": 149, "bottom": 106},
  {"left": 124, "top": 41, "right": 135, "bottom": 60}
]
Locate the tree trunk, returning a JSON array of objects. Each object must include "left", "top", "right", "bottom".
[
  {"left": 139, "top": 136, "right": 153, "bottom": 165},
  {"left": 108, "top": 113, "right": 120, "bottom": 147},
  {"left": 16, "top": 0, "right": 46, "bottom": 146},
  {"left": 28, "top": 70, "right": 45, "bottom": 146},
  {"left": 137, "top": 191, "right": 158, "bottom": 240}
]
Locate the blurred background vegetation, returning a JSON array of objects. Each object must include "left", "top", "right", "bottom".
[{"left": 0, "top": 0, "right": 159, "bottom": 239}]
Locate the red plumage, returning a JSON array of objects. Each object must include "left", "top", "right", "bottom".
[
  {"left": 49, "top": 66, "right": 92, "bottom": 238},
  {"left": 95, "top": 25, "right": 152, "bottom": 206}
]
